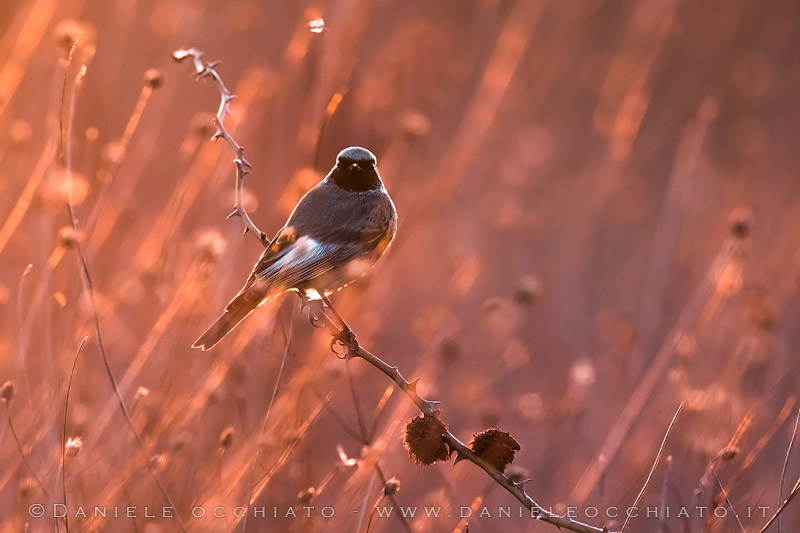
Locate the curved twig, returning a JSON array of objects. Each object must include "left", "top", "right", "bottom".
[
  {"left": 62, "top": 336, "right": 88, "bottom": 533},
  {"left": 172, "top": 48, "right": 269, "bottom": 246},
  {"left": 620, "top": 402, "right": 684, "bottom": 532}
]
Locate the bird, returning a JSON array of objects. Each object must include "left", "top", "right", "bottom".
[{"left": 192, "top": 146, "right": 397, "bottom": 351}]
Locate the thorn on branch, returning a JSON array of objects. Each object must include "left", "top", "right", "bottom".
[
  {"left": 425, "top": 400, "right": 441, "bottom": 411},
  {"left": 452, "top": 451, "right": 467, "bottom": 465}
]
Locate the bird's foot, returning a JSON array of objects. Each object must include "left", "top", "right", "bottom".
[
  {"left": 330, "top": 327, "right": 358, "bottom": 358},
  {"left": 306, "top": 299, "right": 324, "bottom": 328}
]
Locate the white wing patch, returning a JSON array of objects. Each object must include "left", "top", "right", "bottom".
[
  {"left": 279, "top": 235, "right": 319, "bottom": 265},
  {"left": 257, "top": 235, "right": 358, "bottom": 293}
]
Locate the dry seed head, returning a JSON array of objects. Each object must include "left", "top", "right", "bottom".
[
  {"left": 19, "top": 477, "right": 37, "bottom": 499},
  {"left": 297, "top": 486, "right": 316, "bottom": 503},
  {"left": 1, "top": 380, "right": 15, "bottom": 401},
  {"left": 101, "top": 140, "right": 127, "bottom": 166},
  {"left": 569, "top": 359, "right": 596, "bottom": 388},
  {"left": 65, "top": 436, "right": 83, "bottom": 457},
  {"left": 307, "top": 17, "right": 326, "bottom": 33},
  {"left": 401, "top": 109, "right": 431, "bottom": 138},
  {"left": 170, "top": 431, "right": 191, "bottom": 451},
  {"left": 149, "top": 453, "right": 168, "bottom": 470},
  {"left": 41, "top": 168, "right": 89, "bottom": 209},
  {"left": 728, "top": 206, "right": 753, "bottom": 239},
  {"left": 720, "top": 446, "right": 739, "bottom": 461},
  {"left": 746, "top": 288, "right": 776, "bottom": 332},
  {"left": 134, "top": 386, "right": 150, "bottom": 400},
  {"left": 383, "top": 477, "right": 400, "bottom": 496},
  {"left": 54, "top": 19, "right": 84, "bottom": 54},
  {"left": 514, "top": 275, "right": 542, "bottom": 305},
  {"left": 191, "top": 112, "right": 216, "bottom": 138},
  {"left": 196, "top": 230, "right": 226, "bottom": 263},
  {"left": 143, "top": 68, "right": 165, "bottom": 89},
  {"left": 402, "top": 412, "right": 450, "bottom": 466},
  {"left": 439, "top": 336, "right": 460, "bottom": 362},
  {"left": 468, "top": 428, "right": 520, "bottom": 473},
  {"left": 219, "top": 426, "right": 235, "bottom": 449},
  {"left": 57, "top": 226, "right": 85, "bottom": 248}
]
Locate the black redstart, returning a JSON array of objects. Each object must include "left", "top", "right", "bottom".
[{"left": 193, "top": 146, "right": 397, "bottom": 350}]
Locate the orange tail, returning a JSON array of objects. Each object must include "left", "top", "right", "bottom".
[{"left": 192, "top": 286, "right": 265, "bottom": 350}]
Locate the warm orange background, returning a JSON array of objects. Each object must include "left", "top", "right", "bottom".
[{"left": 1, "top": 1, "right": 799, "bottom": 532}]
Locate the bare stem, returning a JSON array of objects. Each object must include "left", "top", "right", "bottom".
[
  {"left": 761, "top": 475, "right": 800, "bottom": 533},
  {"left": 60, "top": 40, "right": 187, "bottom": 532},
  {"left": 777, "top": 408, "right": 800, "bottom": 533},
  {"left": 61, "top": 336, "right": 88, "bottom": 533},
  {"left": 620, "top": 402, "right": 684, "bottom": 532},
  {"left": 172, "top": 48, "right": 269, "bottom": 247},
  {"left": 4, "top": 401, "right": 52, "bottom": 504}
]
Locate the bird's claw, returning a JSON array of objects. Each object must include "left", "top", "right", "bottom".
[
  {"left": 330, "top": 327, "right": 357, "bottom": 358},
  {"left": 330, "top": 337, "right": 346, "bottom": 357},
  {"left": 339, "top": 328, "right": 357, "bottom": 348},
  {"left": 308, "top": 312, "right": 322, "bottom": 328}
]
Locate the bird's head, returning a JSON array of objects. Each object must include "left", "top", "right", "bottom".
[{"left": 332, "top": 146, "right": 381, "bottom": 191}]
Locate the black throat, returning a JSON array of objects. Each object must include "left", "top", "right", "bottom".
[{"left": 331, "top": 166, "right": 382, "bottom": 192}]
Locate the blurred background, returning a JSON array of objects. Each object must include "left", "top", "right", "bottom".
[{"left": 1, "top": 0, "right": 799, "bottom": 531}]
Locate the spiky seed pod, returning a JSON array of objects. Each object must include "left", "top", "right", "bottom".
[
  {"left": 383, "top": 478, "right": 400, "bottom": 496},
  {"left": 403, "top": 412, "right": 450, "bottom": 466},
  {"left": 468, "top": 428, "right": 521, "bottom": 473}
]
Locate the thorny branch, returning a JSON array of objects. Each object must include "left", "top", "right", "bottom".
[
  {"left": 175, "top": 46, "right": 611, "bottom": 533},
  {"left": 172, "top": 48, "right": 270, "bottom": 247},
  {"left": 311, "top": 304, "right": 612, "bottom": 533}
]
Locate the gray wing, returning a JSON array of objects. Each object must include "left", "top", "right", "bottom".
[
  {"left": 245, "top": 179, "right": 395, "bottom": 292},
  {"left": 259, "top": 236, "right": 361, "bottom": 291}
]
